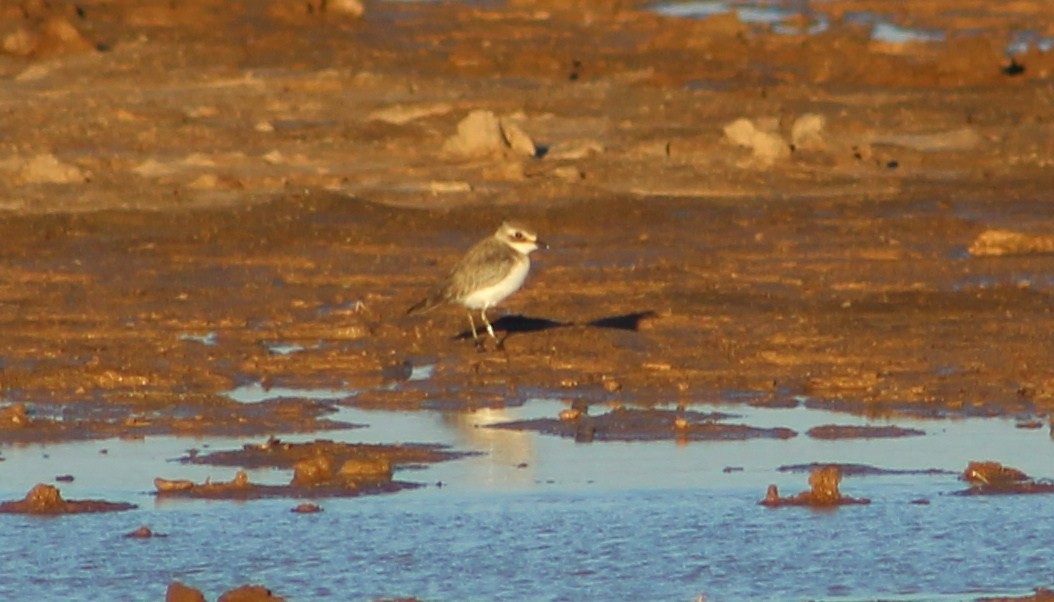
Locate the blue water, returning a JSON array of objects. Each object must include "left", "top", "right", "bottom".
[{"left": 2, "top": 401, "right": 1053, "bottom": 601}]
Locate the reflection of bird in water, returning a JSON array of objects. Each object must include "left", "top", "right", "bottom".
[
  {"left": 441, "top": 408, "right": 538, "bottom": 488},
  {"left": 407, "top": 221, "right": 546, "bottom": 347}
]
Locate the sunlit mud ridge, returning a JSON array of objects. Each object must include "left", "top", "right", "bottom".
[{"left": 153, "top": 438, "right": 466, "bottom": 500}]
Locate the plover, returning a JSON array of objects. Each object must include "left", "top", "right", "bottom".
[{"left": 407, "top": 221, "right": 546, "bottom": 345}]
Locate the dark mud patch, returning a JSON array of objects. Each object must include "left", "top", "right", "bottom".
[
  {"left": 806, "top": 424, "right": 926, "bottom": 439},
  {"left": 154, "top": 470, "right": 415, "bottom": 501},
  {"left": 487, "top": 407, "right": 796, "bottom": 442},
  {"left": 181, "top": 437, "right": 470, "bottom": 470},
  {"left": 0, "top": 399, "right": 356, "bottom": 444},
  {"left": 0, "top": 483, "right": 136, "bottom": 514},
  {"left": 779, "top": 462, "right": 954, "bottom": 476},
  {"left": 958, "top": 461, "right": 1054, "bottom": 495}
]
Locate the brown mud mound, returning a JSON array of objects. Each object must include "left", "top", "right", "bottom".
[
  {"left": 959, "top": 461, "right": 1054, "bottom": 495},
  {"left": 489, "top": 407, "right": 796, "bottom": 442},
  {"left": 0, "top": 483, "right": 136, "bottom": 514},
  {"left": 806, "top": 424, "right": 926, "bottom": 439},
  {"left": 761, "top": 466, "right": 871, "bottom": 508}
]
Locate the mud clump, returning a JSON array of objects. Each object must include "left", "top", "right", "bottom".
[
  {"left": 968, "top": 229, "right": 1054, "bottom": 257},
  {"left": 218, "top": 585, "right": 286, "bottom": 602},
  {"left": 489, "top": 407, "right": 796, "bottom": 442},
  {"left": 0, "top": 483, "right": 136, "bottom": 514},
  {"left": 960, "top": 461, "right": 1054, "bottom": 495},
  {"left": 126, "top": 525, "right": 166, "bottom": 538},
  {"left": 761, "top": 466, "right": 870, "bottom": 508}
]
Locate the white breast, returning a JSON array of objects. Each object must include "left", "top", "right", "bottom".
[{"left": 460, "top": 257, "right": 530, "bottom": 310}]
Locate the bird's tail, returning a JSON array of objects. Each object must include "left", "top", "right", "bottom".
[{"left": 406, "top": 293, "right": 443, "bottom": 316}]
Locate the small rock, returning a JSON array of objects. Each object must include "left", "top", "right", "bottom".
[
  {"left": 722, "top": 118, "right": 790, "bottom": 164},
  {"left": 324, "top": 0, "right": 364, "bottom": 16},
  {"left": 15, "top": 153, "right": 87, "bottom": 184},
  {"left": 55, "top": 475, "right": 74, "bottom": 483},
  {"left": 166, "top": 582, "right": 207, "bottom": 602},
  {"left": 291, "top": 503, "right": 322, "bottom": 513},
  {"left": 442, "top": 110, "right": 504, "bottom": 157},
  {"left": 499, "top": 118, "right": 537, "bottom": 157},
  {"left": 790, "top": 113, "right": 826, "bottom": 151}
]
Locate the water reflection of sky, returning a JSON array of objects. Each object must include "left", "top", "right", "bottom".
[{"left": 1, "top": 400, "right": 1052, "bottom": 601}]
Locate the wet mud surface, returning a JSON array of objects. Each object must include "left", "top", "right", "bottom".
[{"left": 487, "top": 406, "right": 796, "bottom": 441}]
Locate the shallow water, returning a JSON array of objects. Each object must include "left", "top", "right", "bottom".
[{"left": 1, "top": 400, "right": 1053, "bottom": 600}]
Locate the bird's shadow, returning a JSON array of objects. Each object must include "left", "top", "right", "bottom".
[{"left": 455, "top": 311, "right": 656, "bottom": 341}]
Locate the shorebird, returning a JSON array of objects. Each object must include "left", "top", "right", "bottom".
[{"left": 407, "top": 221, "right": 546, "bottom": 346}]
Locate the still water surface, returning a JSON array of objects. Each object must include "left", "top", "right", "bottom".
[{"left": 1, "top": 400, "right": 1052, "bottom": 601}]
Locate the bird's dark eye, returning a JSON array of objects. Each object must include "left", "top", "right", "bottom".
[{"left": 514, "top": 232, "right": 524, "bottom": 240}]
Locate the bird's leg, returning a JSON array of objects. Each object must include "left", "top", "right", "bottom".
[
  {"left": 465, "top": 311, "right": 480, "bottom": 342},
  {"left": 480, "top": 308, "right": 497, "bottom": 341}
]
